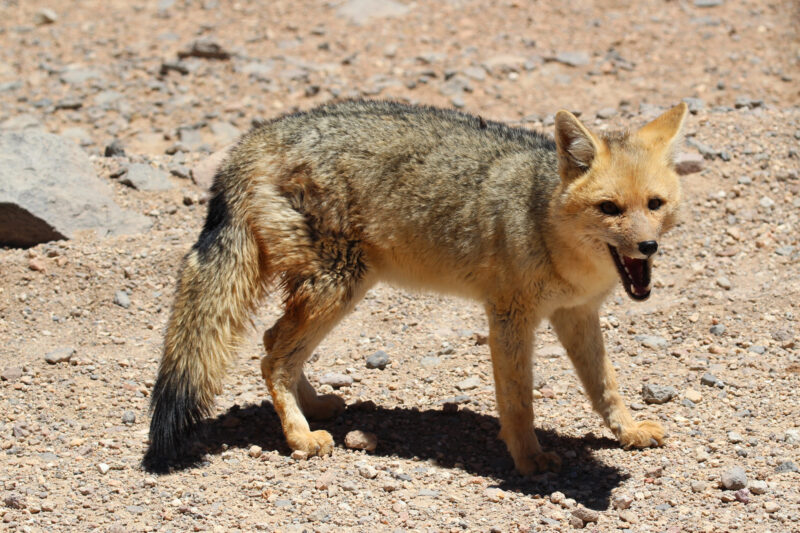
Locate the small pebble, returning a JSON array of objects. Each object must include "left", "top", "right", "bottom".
[
  {"left": 775, "top": 460, "right": 798, "bottom": 473},
  {"left": 28, "top": 258, "right": 47, "bottom": 272},
  {"left": 691, "top": 481, "right": 707, "bottom": 492},
  {"left": 764, "top": 501, "right": 780, "bottom": 513},
  {"left": 572, "top": 507, "right": 599, "bottom": 523},
  {"left": 121, "top": 411, "right": 136, "bottom": 425},
  {"left": 701, "top": 372, "right": 724, "bottom": 387},
  {"left": 290, "top": 450, "right": 308, "bottom": 461},
  {"left": 365, "top": 350, "right": 389, "bottom": 369},
  {"left": 44, "top": 347, "right": 75, "bottom": 364},
  {"left": 568, "top": 515, "right": 584, "bottom": 528},
  {"left": 749, "top": 480, "right": 768, "bottom": 495},
  {"left": 358, "top": 463, "right": 378, "bottom": 479},
  {"left": 345, "top": 430, "right": 377, "bottom": 452},
  {"left": 721, "top": 466, "right": 747, "bottom": 490},
  {"left": 456, "top": 376, "right": 481, "bottom": 391},
  {"left": 33, "top": 8, "right": 58, "bottom": 25},
  {"left": 113, "top": 290, "right": 131, "bottom": 309},
  {"left": 710, "top": 324, "right": 726, "bottom": 335},
  {"left": 716, "top": 277, "right": 732, "bottom": 290},
  {"left": 319, "top": 372, "right": 353, "bottom": 388},
  {"left": 97, "top": 463, "right": 110, "bottom": 475},
  {"left": 248, "top": 445, "right": 262, "bottom": 458},
  {"left": 685, "top": 389, "right": 702, "bottom": 403},
  {"left": 641, "top": 383, "right": 677, "bottom": 404},
  {"left": 727, "top": 431, "right": 743, "bottom": 443},
  {"left": 612, "top": 492, "right": 633, "bottom": 509}
]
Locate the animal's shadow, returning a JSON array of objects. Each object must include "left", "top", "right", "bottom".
[{"left": 170, "top": 401, "right": 626, "bottom": 510}]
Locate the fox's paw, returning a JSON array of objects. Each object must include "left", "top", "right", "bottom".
[
  {"left": 303, "top": 393, "right": 346, "bottom": 421},
  {"left": 514, "top": 451, "right": 562, "bottom": 475},
  {"left": 287, "top": 429, "right": 335, "bottom": 457},
  {"left": 619, "top": 420, "right": 664, "bottom": 449}
]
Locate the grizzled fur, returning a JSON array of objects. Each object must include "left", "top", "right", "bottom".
[{"left": 146, "top": 100, "right": 688, "bottom": 474}]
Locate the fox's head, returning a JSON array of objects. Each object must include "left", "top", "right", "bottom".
[{"left": 552, "top": 103, "right": 688, "bottom": 301}]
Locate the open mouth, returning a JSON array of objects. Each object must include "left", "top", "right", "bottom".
[{"left": 608, "top": 245, "right": 651, "bottom": 301}]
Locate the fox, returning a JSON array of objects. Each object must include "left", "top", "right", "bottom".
[{"left": 144, "top": 99, "right": 688, "bottom": 474}]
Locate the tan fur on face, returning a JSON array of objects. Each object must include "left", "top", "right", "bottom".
[{"left": 552, "top": 103, "right": 687, "bottom": 259}]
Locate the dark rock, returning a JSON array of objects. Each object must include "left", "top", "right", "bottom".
[
  {"left": 701, "top": 372, "right": 724, "bottom": 387},
  {"left": 160, "top": 61, "right": 190, "bottom": 76},
  {"left": 0, "top": 130, "right": 149, "bottom": 247},
  {"left": 775, "top": 461, "right": 798, "bottom": 473}
]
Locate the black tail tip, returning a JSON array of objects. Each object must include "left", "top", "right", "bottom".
[{"left": 144, "top": 373, "right": 206, "bottom": 473}]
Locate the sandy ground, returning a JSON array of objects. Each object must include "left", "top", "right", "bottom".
[{"left": 1, "top": 0, "right": 799, "bottom": 531}]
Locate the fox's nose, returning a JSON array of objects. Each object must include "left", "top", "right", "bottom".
[{"left": 638, "top": 240, "right": 658, "bottom": 257}]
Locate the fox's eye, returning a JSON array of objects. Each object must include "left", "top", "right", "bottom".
[
  {"left": 648, "top": 198, "right": 663, "bottom": 211},
  {"left": 599, "top": 201, "right": 621, "bottom": 216}
]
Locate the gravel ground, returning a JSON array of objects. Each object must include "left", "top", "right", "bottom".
[{"left": 1, "top": 0, "right": 798, "bottom": 531}]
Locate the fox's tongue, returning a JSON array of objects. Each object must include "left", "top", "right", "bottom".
[{"left": 622, "top": 256, "right": 650, "bottom": 295}]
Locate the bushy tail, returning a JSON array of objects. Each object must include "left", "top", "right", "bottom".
[{"left": 144, "top": 190, "right": 264, "bottom": 472}]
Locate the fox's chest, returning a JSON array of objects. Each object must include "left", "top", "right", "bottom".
[{"left": 541, "top": 256, "right": 618, "bottom": 312}]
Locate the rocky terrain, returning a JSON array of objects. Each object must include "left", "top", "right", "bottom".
[{"left": 1, "top": 0, "right": 798, "bottom": 531}]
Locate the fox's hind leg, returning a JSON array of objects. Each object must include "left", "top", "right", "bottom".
[
  {"left": 549, "top": 304, "right": 664, "bottom": 448},
  {"left": 261, "top": 251, "right": 371, "bottom": 457}
]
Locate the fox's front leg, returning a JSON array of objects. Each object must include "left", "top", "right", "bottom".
[
  {"left": 485, "top": 302, "right": 561, "bottom": 474},
  {"left": 549, "top": 304, "right": 664, "bottom": 448}
]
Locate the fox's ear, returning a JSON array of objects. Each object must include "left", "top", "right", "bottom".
[
  {"left": 554, "top": 110, "right": 600, "bottom": 182},
  {"left": 636, "top": 102, "right": 688, "bottom": 162}
]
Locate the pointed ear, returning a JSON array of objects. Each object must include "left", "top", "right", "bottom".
[
  {"left": 554, "top": 110, "right": 600, "bottom": 182},
  {"left": 635, "top": 102, "right": 688, "bottom": 161}
]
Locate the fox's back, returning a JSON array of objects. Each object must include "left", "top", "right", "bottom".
[{"left": 235, "top": 101, "right": 561, "bottom": 293}]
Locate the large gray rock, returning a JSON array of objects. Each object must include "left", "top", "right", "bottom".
[{"left": 0, "top": 129, "right": 150, "bottom": 247}]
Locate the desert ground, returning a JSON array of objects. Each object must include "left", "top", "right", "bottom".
[{"left": 1, "top": 0, "right": 799, "bottom": 531}]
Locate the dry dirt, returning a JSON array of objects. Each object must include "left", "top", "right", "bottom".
[{"left": 1, "top": 0, "right": 799, "bottom": 532}]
